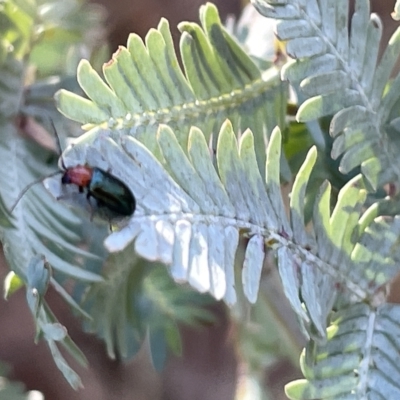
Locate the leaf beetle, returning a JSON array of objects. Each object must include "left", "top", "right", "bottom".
[
  {"left": 60, "top": 164, "right": 136, "bottom": 217},
  {"left": 10, "top": 117, "right": 136, "bottom": 219}
]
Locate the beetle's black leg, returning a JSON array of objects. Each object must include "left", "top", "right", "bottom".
[{"left": 79, "top": 185, "right": 84, "bottom": 193}]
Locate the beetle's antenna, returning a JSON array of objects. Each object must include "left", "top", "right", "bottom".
[
  {"left": 47, "top": 118, "right": 63, "bottom": 154},
  {"left": 47, "top": 117, "right": 69, "bottom": 170},
  {"left": 9, "top": 116, "right": 69, "bottom": 215},
  {"left": 9, "top": 171, "right": 62, "bottom": 214}
]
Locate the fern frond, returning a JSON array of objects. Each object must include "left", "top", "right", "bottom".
[
  {"left": 56, "top": 2, "right": 289, "bottom": 178},
  {"left": 252, "top": 0, "right": 400, "bottom": 189},
  {"left": 0, "top": 0, "right": 109, "bottom": 386},
  {"left": 0, "top": 0, "right": 108, "bottom": 283},
  {"left": 286, "top": 303, "right": 400, "bottom": 399},
  {"left": 80, "top": 248, "right": 213, "bottom": 366},
  {"left": 50, "top": 119, "right": 400, "bottom": 341}
]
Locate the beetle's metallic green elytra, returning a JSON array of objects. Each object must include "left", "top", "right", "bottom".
[
  {"left": 61, "top": 166, "right": 136, "bottom": 217},
  {"left": 88, "top": 168, "right": 135, "bottom": 216}
]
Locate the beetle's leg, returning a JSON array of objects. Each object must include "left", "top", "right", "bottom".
[{"left": 79, "top": 185, "right": 84, "bottom": 193}]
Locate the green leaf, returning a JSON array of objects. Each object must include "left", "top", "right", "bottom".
[
  {"left": 0, "top": 0, "right": 108, "bottom": 388},
  {"left": 80, "top": 251, "right": 212, "bottom": 361},
  {"left": 54, "top": 117, "right": 399, "bottom": 345},
  {"left": 149, "top": 328, "right": 167, "bottom": 371},
  {"left": 286, "top": 303, "right": 400, "bottom": 399},
  {"left": 253, "top": 0, "right": 400, "bottom": 189},
  {"left": 56, "top": 2, "right": 289, "bottom": 179},
  {"left": 3, "top": 271, "right": 23, "bottom": 299}
]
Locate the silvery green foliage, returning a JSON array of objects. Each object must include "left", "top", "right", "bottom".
[
  {"left": 25, "top": 255, "right": 87, "bottom": 389},
  {"left": 248, "top": 1, "right": 400, "bottom": 398},
  {"left": 78, "top": 249, "right": 214, "bottom": 364},
  {"left": 3, "top": 0, "right": 400, "bottom": 397},
  {"left": 0, "top": 1, "right": 222, "bottom": 386},
  {"left": 252, "top": 0, "right": 400, "bottom": 190},
  {"left": 55, "top": 120, "right": 400, "bottom": 344},
  {"left": 53, "top": 4, "right": 400, "bottom": 398},
  {"left": 56, "top": 2, "right": 290, "bottom": 180},
  {"left": 0, "top": 0, "right": 107, "bottom": 388},
  {"left": 286, "top": 303, "right": 400, "bottom": 399}
]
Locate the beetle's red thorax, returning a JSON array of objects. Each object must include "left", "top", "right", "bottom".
[{"left": 61, "top": 165, "right": 93, "bottom": 187}]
